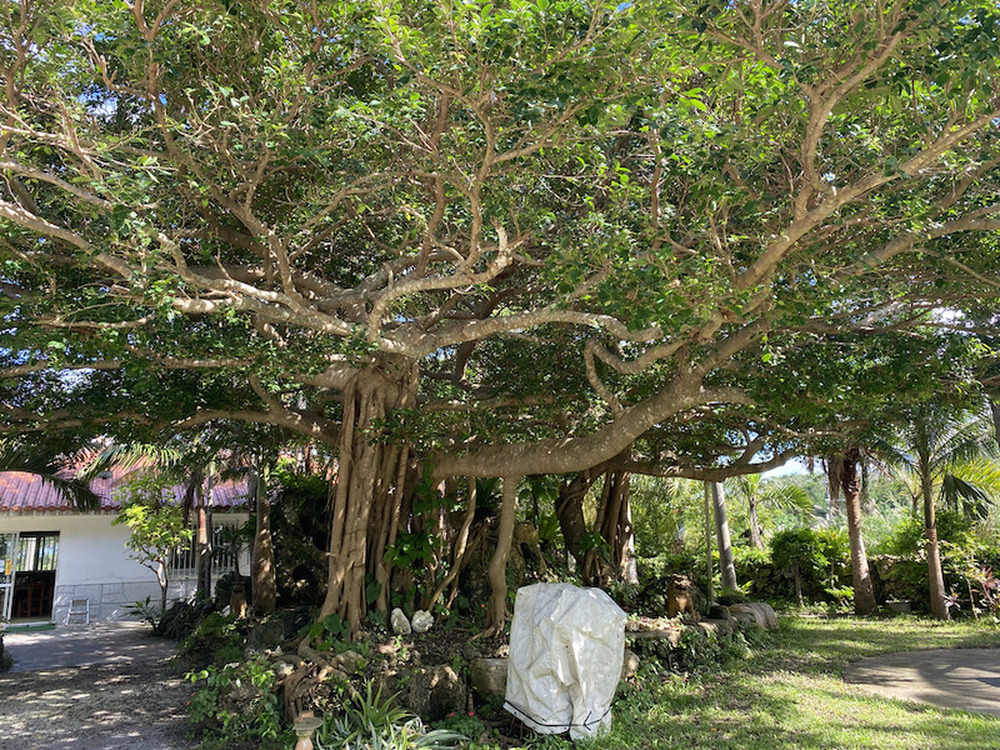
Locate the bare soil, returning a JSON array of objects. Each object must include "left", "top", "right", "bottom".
[{"left": 0, "top": 658, "right": 197, "bottom": 750}]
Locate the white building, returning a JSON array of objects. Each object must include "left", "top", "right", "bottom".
[{"left": 0, "top": 470, "right": 250, "bottom": 625}]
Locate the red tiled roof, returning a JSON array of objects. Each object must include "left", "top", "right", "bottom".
[{"left": 0, "top": 468, "right": 249, "bottom": 513}]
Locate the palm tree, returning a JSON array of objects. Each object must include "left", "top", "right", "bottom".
[
  {"left": 826, "top": 447, "right": 877, "bottom": 615},
  {"left": 82, "top": 426, "right": 288, "bottom": 610},
  {"left": 80, "top": 433, "right": 243, "bottom": 600},
  {"left": 872, "top": 401, "right": 999, "bottom": 620},
  {"left": 0, "top": 439, "right": 99, "bottom": 509},
  {"left": 728, "top": 474, "right": 813, "bottom": 549}
]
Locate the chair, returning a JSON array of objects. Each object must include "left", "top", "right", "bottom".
[{"left": 66, "top": 598, "right": 90, "bottom": 625}]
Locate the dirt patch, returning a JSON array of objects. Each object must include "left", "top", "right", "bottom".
[{"left": 0, "top": 658, "right": 197, "bottom": 750}]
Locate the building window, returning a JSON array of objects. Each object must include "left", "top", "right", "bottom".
[{"left": 15, "top": 532, "right": 59, "bottom": 572}]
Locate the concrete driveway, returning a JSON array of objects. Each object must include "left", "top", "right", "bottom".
[
  {"left": 0, "top": 622, "right": 194, "bottom": 750},
  {"left": 845, "top": 648, "right": 1000, "bottom": 716},
  {"left": 4, "top": 621, "right": 177, "bottom": 672}
]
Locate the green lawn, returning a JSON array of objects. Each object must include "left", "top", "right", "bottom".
[{"left": 501, "top": 617, "right": 1000, "bottom": 750}]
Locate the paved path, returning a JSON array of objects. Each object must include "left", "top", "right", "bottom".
[
  {"left": 845, "top": 648, "right": 1000, "bottom": 716},
  {"left": 4, "top": 621, "right": 177, "bottom": 672},
  {"left": 0, "top": 622, "right": 195, "bottom": 749}
]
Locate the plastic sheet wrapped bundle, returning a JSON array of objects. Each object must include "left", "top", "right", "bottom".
[{"left": 503, "top": 582, "right": 627, "bottom": 740}]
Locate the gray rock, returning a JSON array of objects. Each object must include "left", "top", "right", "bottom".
[
  {"left": 469, "top": 657, "right": 508, "bottom": 698},
  {"left": 273, "top": 660, "right": 295, "bottom": 678},
  {"left": 391, "top": 608, "right": 412, "bottom": 635},
  {"left": 708, "top": 604, "right": 732, "bottom": 620},
  {"left": 730, "top": 609, "right": 760, "bottom": 627},
  {"left": 697, "top": 618, "right": 737, "bottom": 636},
  {"left": 403, "top": 665, "right": 467, "bottom": 721},
  {"left": 247, "top": 619, "right": 285, "bottom": 650},
  {"left": 412, "top": 610, "right": 434, "bottom": 634},
  {"left": 626, "top": 623, "right": 682, "bottom": 647},
  {"left": 728, "top": 602, "right": 778, "bottom": 630},
  {"left": 620, "top": 649, "right": 640, "bottom": 680},
  {"left": 728, "top": 604, "right": 765, "bottom": 627},
  {"left": 332, "top": 650, "right": 366, "bottom": 673},
  {"left": 748, "top": 602, "right": 778, "bottom": 629}
]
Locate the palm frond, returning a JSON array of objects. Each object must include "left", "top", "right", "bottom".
[
  {"left": 765, "top": 484, "right": 815, "bottom": 515},
  {"left": 940, "top": 474, "right": 992, "bottom": 520},
  {"left": 869, "top": 400, "right": 999, "bottom": 508},
  {"left": 0, "top": 441, "right": 100, "bottom": 510},
  {"left": 77, "top": 442, "right": 185, "bottom": 482}
]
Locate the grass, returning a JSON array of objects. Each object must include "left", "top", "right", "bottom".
[
  {"left": 488, "top": 616, "right": 1000, "bottom": 750},
  {"left": 3, "top": 622, "right": 56, "bottom": 633}
]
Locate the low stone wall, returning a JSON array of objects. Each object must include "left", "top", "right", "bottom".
[
  {"left": 52, "top": 581, "right": 162, "bottom": 622},
  {"left": 51, "top": 576, "right": 207, "bottom": 623}
]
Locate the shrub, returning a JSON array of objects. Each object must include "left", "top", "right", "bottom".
[
  {"left": 181, "top": 611, "right": 246, "bottom": 665},
  {"left": 186, "top": 656, "right": 291, "bottom": 750},
  {"left": 629, "top": 622, "right": 757, "bottom": 675},
  {"left": 874, "top": 511, "right": 1000, "bottom": 614},
  {"left": 633, "top": 552, "right": 706, "bottom": 614},
  {"left": 881, "top": 510, "right": 973, "bottom": 557},
  {"left": 771, "top": 528, "right": 849, "bottom": 604},
  {"left": 157, "top": 597, "right": 217, "bottom": 640}
]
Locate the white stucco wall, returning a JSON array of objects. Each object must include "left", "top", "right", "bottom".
[{"left": 0, "top": 512, "right": 250, "bottom": 623}]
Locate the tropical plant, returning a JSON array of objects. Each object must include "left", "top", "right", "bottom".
[
  {"left": 871, "top": 401, "right": 999, "bottom": 619},
  {"left": 825, "top": 448, "right": 877, "bottom": 615},
  {"left": 631, "top": 476, "right": 705, "bottom": 558},
  {"left": 112, "top": 475, "right": 193, "bottom": 612},
  {"left": 0, "top": 439, "right": 99, "bottom": 510},
  {"left": 771, "top": 528, "right": 849, "bottom": 606},
  {"left": 6, "top": 0, "right": 1000, "bottom": 638},
  {"left": 316, "top": 681, "right": 465, "bottom": 750},
  {"left": 728, "top": 474, "right": 813, "bottom": 550},
  {"left": 186, "top": 655, "right": 290, "bottom": 750}
]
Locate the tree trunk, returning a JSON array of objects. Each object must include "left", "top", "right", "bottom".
[
  {"left": 596, "top": 465, "right": 637, "bottom": 585},
  {"left": 195, "top": 478, "right": 212, "bottom": 600},
  {"left": 793, "top": 561, "right": 803, "bottom": 606},
  {"left": 748, "top": 494, "right": 763, "bottom": 550},
  {"left": 703, "top": 482, "right": 714, "bottom": 606},
  {"left": 370, "top": 445, "right": 412, "bottom": 616},
  {"left": 427, "top": 476, "right": 478, "bottom": 611},
  {"left": 251, "top": 469, "right": 277, "bottom": 617},
  {"left": 319, "top": 362, "right": 417, "bottom": 633},
  {"left": 158, "top": 564, "right": 169, "bottom": 613},
  {"left": 840, "top": 448, "right": 877, "bottom": 615},
  {"left": 712, "top": 482, "right": 738, "bottom": 591},
  {"left": 924, "top": 475, "right": 949, "bottom": 620},
  {"left": 990, "top": 398, "right": 1000, "bottom": 449},
  {"left": 483, "top": 476, "right": 519, "bottom": 637},
  {"left": 556, "top": 469, "right": 598, "bottom": 573}
]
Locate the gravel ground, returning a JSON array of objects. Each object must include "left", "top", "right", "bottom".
[{"left": 0, "top": 626, "right": 199, "bottom": 750}]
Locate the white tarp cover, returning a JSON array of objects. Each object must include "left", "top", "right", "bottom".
[{"left": 503, "top": 582, "right": 627, "bottom": 740}]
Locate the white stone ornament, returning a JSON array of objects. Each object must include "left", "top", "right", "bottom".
[
  {"left": 391, "top": 607, "right": 412, "bottom": 635},
  {"left": 411, "top": 609, "right": 434, "bottom": 633}
]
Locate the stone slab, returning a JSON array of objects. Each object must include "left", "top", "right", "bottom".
[{"left": 845, "top": 648, "right": 1000, "bottom": 716}]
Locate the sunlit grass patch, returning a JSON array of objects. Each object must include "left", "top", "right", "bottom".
[{"left": 490, "top": 616, "right": 1000, "bottom": 750}]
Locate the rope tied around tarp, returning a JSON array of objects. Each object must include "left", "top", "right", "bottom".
[{"left": 503, "top": 699, "right": 610, "bottom": 733}]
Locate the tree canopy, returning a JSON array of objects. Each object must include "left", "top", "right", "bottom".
[{"left": 5, "top": 0, "right": 1000, "bottom": 627}]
